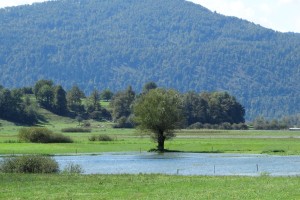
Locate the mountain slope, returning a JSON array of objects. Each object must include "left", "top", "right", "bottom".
[{"left": 0, "top": 0, "right": 299, "bottom": 120}]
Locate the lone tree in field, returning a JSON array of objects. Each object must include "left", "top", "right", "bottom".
[{"left": 133, "top": 88, "right": 183, "bottom": 152}]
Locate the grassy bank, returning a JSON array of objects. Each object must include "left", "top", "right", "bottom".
[{"left": 0, "top": 174, "right": 299, "bottom": 199}]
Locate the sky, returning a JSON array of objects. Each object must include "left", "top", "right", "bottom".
[
  {"left": 189, "top": 0, "right": 300, "bottom": 33},
  {"left": 0, "top": 0, "right": 299, "bottom": 33}
]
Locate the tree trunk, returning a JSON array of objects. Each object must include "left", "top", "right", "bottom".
[{"left": 157, "top": 131, "right": 165, "bottom": 152}]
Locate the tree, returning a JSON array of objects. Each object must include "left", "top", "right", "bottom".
[
  {"left": 110, "top": 86, "right": 135, "bottom": 122},
  {"left": 182, "top": 91, "right": 209, "bottom": 126},
  {"left": 33, "top": 80, "right": 53, "bottom": 99},
  {"left": 86, "top": 90, "right": 101, "bottom": 113},
  {"left": 53, "top": 85, "right": 68, "bottom": 115},
  {"left": 0, "top": 87, "right": 38, "bottom": 124},
  {"left": 100, "top": 89, "right": 113, "bottom": 102},
  {"left": 207, "top": 92, "right": 245, "bottom": 124},
  {"left": 67, "top": 85, "right": 85, "bottom": 114},
  {"left": 37, "top": 84, "right": 54, "bottom": 109},
  {"left": 142, "top": 82, "right": 157, "bottom": 94},
  {"left": 133, "top": 88, "right": 183, "bottom": 152}
]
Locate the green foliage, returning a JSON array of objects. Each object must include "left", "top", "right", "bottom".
[
  {"left": 183, "top": 91, "right": 209, "bottom": 126},
  {"left": 18, "top": 127, "right": 73, "bottom": 143},
  {"left": 37, "top": 84, "right": 54, "bottom": 109},
  {"left": 113, "top": 116, "right": 134, "bottom": 128},
  {"left": 61, "top": 162, "right": 84, "bottom": 174},
  {"left": 86, "top": 90, "right": 101, "bottom": 113},
  {"left": 53, "top": 85, "right": 68, "bottom": 115},
  {"left": 134, "top": 88, "right": 183, "bottom": 151},
  {"left": 188, "top": 122, "right": 248, "bottom": 130},
  {"left": 33, "top": 80, "right": 68, "bottom": 115},
  {"left": 67, "top": 85, "right": 85, "bottom": 114},
  {"left": 100, "top": 89, "right": 113, "bottom": 102},
  {"left": 253, "top": 117, "right": 288, "bottom": 130},
  {"left": 206, "top": 92, "right": 245, "bottom": 124},
  {"left": 88, "top": 134, "right": 114, "bottom": 142},
  {"left": 110, "top": 86, "right": 135, "bottom": 122},
  {"left": 61, "top": 127, "right": 91, "bottom": 133},
  {"left": 33, "top": 80, "right": 53, "bottom": 99},
  {"left": 89, "top": 109, "right": 112, "bottom": 121},
  {"left": 142, "top": 82, "right": 158, "bottom": 94},
  {"left": 0, "top": 87, "right": 38, "bottom": 124},
  {"left": 0, "top": 155, "right": 59, "bottom": 173}
]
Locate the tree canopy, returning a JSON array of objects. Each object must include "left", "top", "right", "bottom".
[{"left": 134, "top": 88, "right": 183, "bottom": 152}]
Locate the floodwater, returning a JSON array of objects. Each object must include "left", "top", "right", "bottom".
[{"left": 55, "top": 152, "right": 300, "bottom": 176}]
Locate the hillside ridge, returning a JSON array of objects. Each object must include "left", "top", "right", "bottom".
[{"left": 0, "top": 0, "right": 299, "bottom": 120}]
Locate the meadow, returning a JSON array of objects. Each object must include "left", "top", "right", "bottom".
[
  {"left": 0, "top": 173, "right": 299, "bottom": 199},
  {"left": 0, "top": 114, "right": 300, "bottom": 155},
  {"left": 1, "top": 110, "right": 300, "bottom": 199}
]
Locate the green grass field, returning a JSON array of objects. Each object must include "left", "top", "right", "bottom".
[
  {"left": 0, "top": 174, "right": 299, "bottom": 200},
  {"left": 1, "top": 106, "right": 300, "bottom": 155},
  {"left": 1, "top": 114, "right": 300, "bottom": 155},
  {"left": 1, "top": 110, "right": 300, "bottom": 199}
]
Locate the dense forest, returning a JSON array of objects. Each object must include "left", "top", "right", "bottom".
[{"left": 0, "top": 0, "right": 299, "bottom": 120}]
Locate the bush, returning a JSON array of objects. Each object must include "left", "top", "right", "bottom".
[
  {"left": 50, "top": 133, "right": 73, "bottom": 143},
  {"left": 61, "top": 127, "right": 91, "bottom": 133},
  {"left": 0, "top": 155, "right": 59, "bottom": 173},
  {"left": 113, "top": 116, "right": 134, "bottom": 128},
  {"left": 232, "top": 123, "right": 249, "bottom": 130},
  {"left": 187, "top": 122, "right": 248, "bottom": 130},
  {"left": 61, "top": 162, "right": 84, "bottom": 174},
  {"left": 19, "top": 127, "right": 73, "bottom": 143},
  {"left": 89, "top": 109, "right": 112, "bottom": 121},
  {"left": 188, "top": 122, "right": 203, "bottom": 129},
  {"left": 82, "top": 121, "right": 91, "bottom": 127},
  {"left": 89, "top": 134, "right": 113, "bottom": 141},
  {"left": 219, "top": 122, "right": 232, "bottom": 130}
]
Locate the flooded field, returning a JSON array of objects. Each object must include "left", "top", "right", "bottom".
[{"left": 55, "top": 152, "right": 300, "bottom": 176}]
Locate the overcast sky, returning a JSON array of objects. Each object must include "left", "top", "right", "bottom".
[{"left": 0, "top": 0, "right": 299, "bottom": 33}]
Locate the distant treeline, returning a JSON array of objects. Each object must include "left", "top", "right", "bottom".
[
  {"left": 0, "top": 80, "right": 245, "bottom": 127},
  {"left": 1, "top": 80, "right": 299, "bottom": 129}
]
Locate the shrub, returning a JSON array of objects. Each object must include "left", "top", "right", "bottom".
[
  {"left": 219, "top": 122, "right": 232, "bottom": 130},
  {"left": 188, "top": 122, "right": 203, "bottom": 129},
  {"left": 89, "top": 134, "right": 113, "bottom": 141},
  {"left": 0, "top": 155, "right": 59, "bottom": 173},
  {"left": 232, "top": 123, "right": 249, "bottom": 130},
  {"left": 50, "top": 133, "right": 73, "bottom": 143},
  {"left": 113, "top": 116, "right": 134, "bottom": 128},
  {"left": 82, "top": 121, "right": 91, "bottom": 127},
  {"left": 61, "top": 162, "right": 84, "bottom": 174},
  {"left": 19, "top": 127, "right": 73, "bottom": 143},
  {"left": 89, "top": 111, "right": 103, "bottom": 121},
  {"left": 89, "top": 109, "right": 112, "bottom": 121},
  {"left": 19, "top": 127, "right": 52, "bottom": 143},
  {"left": 61, "top": 127, "right": 91, "bottom": 133}
]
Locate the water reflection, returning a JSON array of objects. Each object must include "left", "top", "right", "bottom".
[{"left": 55, "top": 152, "right": 300, "bottom": 176}]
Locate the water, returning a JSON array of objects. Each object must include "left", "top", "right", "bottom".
[{"left": 55, "top": 152, "right": 300, "bottom": 176}]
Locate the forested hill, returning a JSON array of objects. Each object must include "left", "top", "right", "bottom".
[{"left": 0, "top": 0, "right": 299, "bottom": 120}]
